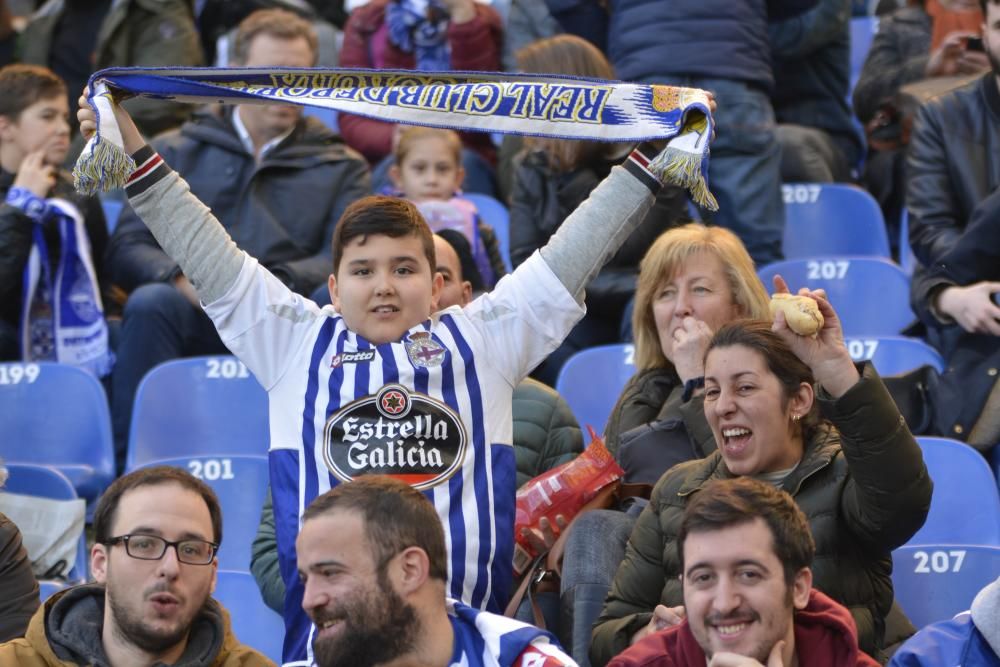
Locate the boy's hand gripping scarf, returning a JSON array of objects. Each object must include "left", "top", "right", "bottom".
[{"left": 74, "top": 67, "right": 718, "bottom": 209}]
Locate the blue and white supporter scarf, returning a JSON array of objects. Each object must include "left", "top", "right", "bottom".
[
  {"left": 74, "top": 67, "right": 718, "bottom": 209},
  {"left": 386, "top": 0, "right": 451, "bottom": 71},
  {"left": 19, "top": 197, "right": 113, "bottom": 377}
]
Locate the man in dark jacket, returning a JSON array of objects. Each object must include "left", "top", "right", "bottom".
[
  {"left": 606, "top": 478, "right": 879, "bottom": 667},
  {"left": 905, "top": 0, "right": 1000, "bottom": 448},
  {"left": 605, "top": 0, "right": 796, "bottom": 264},
  {"left": 105, "top": 8, "right": 370, "bottom": 468}
]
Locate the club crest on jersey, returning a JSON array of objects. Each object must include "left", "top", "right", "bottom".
[
  {"left": 405, "top": 331, "right": 446, "bottom": 368},
  {"left": 323, "top": 383, "right": 467, "bottom": 490},
  {"left": 330, "top": 349, "right": 376, "bottom": 368}
]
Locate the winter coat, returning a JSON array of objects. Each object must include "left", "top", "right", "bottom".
[
  {"left": 337, "top": 0, "right": 501, "bottom": 164},
  {"left": 0, "top": 513, "right": 39, "bottom": 642},
  {"left": 0, "top": 583, "right": 275, "bottom": 666},
  {"left": 851, "top": 6, "right": 931, "bottom": 125},
  {"left": 250, "top": 377, "right": 584, "bottom": 612},
  {"left": 890, "top": 576, "right": 1000, "bottom": 667},
  {"left": 590, "top": 364, "right": 932, "bottom": 665},
  {"left": 906, "top": 73, "right": 1000, "bottom": 445},
  {"left": 509, "top": 150, "right": 684, "bottom": 325},
  {"left": 0, "top": 169, "right": 108, "bottom": 339},
  {"left": 107, "top": 107, "right": 369, "bottom": 296},
  {"left": 608, "top": 589, "right": 880, "bottom": 667},
  {"left": 21, "top": 0, "right": 203, "bottom": 137}
]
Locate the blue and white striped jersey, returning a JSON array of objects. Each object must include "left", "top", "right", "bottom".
[
  {"left": 205, "top": 251, "right": 583, "bottom": 666},
  {"left": 447, "top": 599, "right": 578, "bottom": 667}
]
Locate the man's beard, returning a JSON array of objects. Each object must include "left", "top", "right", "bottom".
[
  {"left": 312, "top": 570, "right": 420, "bottom": 667},
  {"left": 106, "top": 581, "right": 204, "bottom": 655}
]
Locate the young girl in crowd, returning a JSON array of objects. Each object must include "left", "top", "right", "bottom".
[{"left": 389, "top": 126, "right": 506, "bottom": 286}]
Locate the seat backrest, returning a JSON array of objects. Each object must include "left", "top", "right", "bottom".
[
  {"left": 907, "top": 437, "right": 1000, "bottom": 546},
  {"left": 0, "top": 362, "right": 114, "bottom": 498},
  {"left": 757, "top": 257, "right": 914, "bottom": 336},
  {"left": 39, "top": 579, "right": 67, "bottom": 603},
  {"left": 302, "top": 106, "right": 340, "bottom": 132},
  {"left": 850, "top": 16, "right": 879, "bottom": 77},
  {"left": 127, "top": 356, "right": 269, "bottom": 468},
  {"left": 213, "top": 570, "right": 284, "bottom": 663},
  {"left": 555, "top": 344, "right": 637, "bottom": 434},
  {"left": 843, "top": 336, "right": 945, "bottom": 375},
  {"left": 892, "top": 544, "right": 1000, "bottom": 628},
  {"left": 899, "top": 209, "right": 917, "bottom": 277},
  {"left": 463, "top": 193, "right": 512, "bottom": 272},
  {"left": 130, "top": 454, "right": 269, "bottom": 571},
  {"left": 782, "top": 184, "right": 890, "bottom": 259}
]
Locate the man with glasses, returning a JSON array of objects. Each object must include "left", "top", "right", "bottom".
[
  {"left": 0, "top": 466, "right": 274, "bottom": 666},
  {"left": 296, "top": 475, "right": 577, "bottom": 667}
]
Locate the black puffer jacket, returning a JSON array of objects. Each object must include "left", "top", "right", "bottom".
[
  {"left": 0, "top": 170, "right": 108, "bottom": 342},
  {"left": 591, "top": 365, "right": 932, "bottom": 665},
  {"left": 107, "top": 107, "right": 370, "bottom": 296},
  {"left": 509, "top": 150, "right": 684, "bottom": 324}
]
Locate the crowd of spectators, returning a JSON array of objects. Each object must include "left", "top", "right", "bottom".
[{"left": 0, "top": 0, "right": 999, "bottom": 665}]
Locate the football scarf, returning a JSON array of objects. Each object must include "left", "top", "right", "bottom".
[{"left": 74, "top": 67, "right": 717, "bottom": 209}]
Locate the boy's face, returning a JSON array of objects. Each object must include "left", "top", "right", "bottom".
[
  {"left": 328, "top": 233, "right": 442, "bottom": 344},
  {"left": 389, "top": 136, "right": 465, "bottom": 201},
  {"left": 0, "top": 94, "right": 71, "bottom": 167}
]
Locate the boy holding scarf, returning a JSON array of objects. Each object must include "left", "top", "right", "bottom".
[
  {"left": 0, "top": 65, "right": 111, "bottom": 376},
  {"left": 78, "top": 89, "right": 712, "bottom": 666}
]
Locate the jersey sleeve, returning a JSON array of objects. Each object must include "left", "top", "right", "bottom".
[
  {"left": 461, "top": 252, "right": 584, "bottom": 386},
  {"left": 203, "top": 254, "right": 326, "bottom": 390}
]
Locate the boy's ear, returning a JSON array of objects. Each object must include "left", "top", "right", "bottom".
[
  {"left": 388, "top": 164, "right": 403, "bottom": 191},
  {"left": 430, "top": 271, "right": 444, "bottom": 312},
  {"left": 0, "top": 114, "right": 15, "bottom": 140},
  {"left": 328, "top": 273, "right": 340, "bottom": 311}
]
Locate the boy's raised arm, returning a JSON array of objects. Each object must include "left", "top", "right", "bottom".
[
  {"left": 538, "top": 143, "right": 664, "bottom": 303},
  {"left": 77, "top": 92, "right": 244, "bottom": 306}
]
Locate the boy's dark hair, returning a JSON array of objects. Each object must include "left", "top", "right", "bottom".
[
  {"left": 436, "top": 228, "right": 484, "bottom": 292},
  {"left": 233, "top": 8, "right": 318, "bottom": 65},
  {"left": 93, "top": 466, "right": 223, "bottom": 546},
  {"left": 302, "top": 476, "right": 448, "bottom": 581},
  {"left": 0, "top": 64, "right": 67, "bottom": 121},
  {"left": 332, "top": 195, "right": 436, "bottom": 274},
  {"left": 678, "top": 477, "right": 815, "bottom": 587}
]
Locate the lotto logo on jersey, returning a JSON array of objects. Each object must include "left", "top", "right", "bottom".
[
  {"left": 330, "top": 349, "right": 376, "bottom": 368},
  {"left": 322, "top": 384, "right": 468, "bottom": 490}
]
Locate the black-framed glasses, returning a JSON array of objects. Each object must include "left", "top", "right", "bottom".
[{"left": 106, "top": 534, "right": 218, "bottom": 565}]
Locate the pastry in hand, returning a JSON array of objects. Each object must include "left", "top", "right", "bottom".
[{"left": 769, "top": 293, "right": 824, "bottom": 336}]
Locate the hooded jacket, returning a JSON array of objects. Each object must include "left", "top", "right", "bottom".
[
  {"left": 0, "top": 583, "right": 274, "bottom": 666},
  {"left": 106, "top": 107, "right": 369, "bottom": 297},
  {"left": 607, "top": 589, "right": 880, "bottom": 667},
  {"left": 889, "top": 577, "right": 1000, "bottom": 666},
  {"left": 591, "top": 365, "right": 932, "bottom": 665}
]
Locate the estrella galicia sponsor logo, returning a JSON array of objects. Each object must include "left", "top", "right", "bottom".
[
  {"left": 323, "top": 384, "right": 467, "bottom": 490},
  {"left": 330, "top": 349, "right": 376, "bottom": 368}
]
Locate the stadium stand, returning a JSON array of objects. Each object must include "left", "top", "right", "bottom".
[
  {"left": 849, "top": 16, "right": 879, "bottom": 90},
  {"left": 38, "top": 580, "right": 67, "bottom": 603},
  {"left": 781, "top": 183, "right": 890, "bottom": 259},
  {"left": 464, "top": 192, "right": 512, "bottom": 272},
  {"left": 555, "top": 343, "right": 636, "bottom": 434},
  {"left": 892, "top": 544, "right": 1000, "bottom": 628},
  {"left": 213, "top": 570, "right": 285, "bottom": 663},
  {"left": 843, "top": 336, "right": 945, "bottom": 375}
]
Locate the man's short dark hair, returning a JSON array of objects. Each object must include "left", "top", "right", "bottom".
[
  {"left": 332, "top": 195, "right": 436, "bottom": 275},
  {"left": 93, "top": 466, "right": 223, "bottom": 546},
  {"left": 982, "top": 0, "right": 1000, "bottom": 14},
  {"left": 233, "top": 8, "right": 318, "bottom": 65},
  {"left": 302, "top": 476, "right": 448, "bottom": 582},
  {"left": 436, "top": 228, "right": 485, "bottom": 292},
  {"left": 678, "top": 478, "right": 815, "bottom": 586},
  {"left": 0, "top": 64, "right": 67, "bottom": 121}
]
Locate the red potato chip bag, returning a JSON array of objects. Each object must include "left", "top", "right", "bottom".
[{"left": 513, "top": 434, "right": 623, "bottom": 576}]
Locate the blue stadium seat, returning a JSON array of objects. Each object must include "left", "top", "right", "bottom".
[
  {"left": 899, "top": 209, "right": 918, "bottom": 276},
  {"left": 781, "top": 184, "right": 890, "bottom": 259},
  {"left": 843, "top": 336, "right": 945, "bottom": 375},
  {"left": 302, "top": 106, "right": 339, "bottom": 133},
  {"left": 892, "top": 544, "right": 1000, "bottom": 628},
  {"left": 850, "top": 17, "right": 879, "bottom": 84},
  {"left": 757, "top": 257, "right": 914, "bottom": 336},
  {"left": 213, "top": 570, "right": 284, "bottom": 663},
  {"left": 1, "top": 463, "right": 88, "bottom": 582},
  {"left": 127, "top": 356, "right": 269, "bottom": 469},
  {"left": 991, "top": 445, "right": 1000, "bottom": 494},
  {"left": 129, "top": 455, "right": 269, "bottom": 571},
  {"left": 38, "top": 579, "right": 67, "bottom": 602},
  {"left": 906, "top": 437, "right": 1000, "bottom": 546},
  {"left": 0, "top": 362, "right": 114, "bottom": 510},
  {"left": 463, "top": 193, "right": 512, "bottom": 272},
  {"left": 101, "top": 198, "right": 124, "bottom": 234},
  {"left": 555, "top": 344, "right": 636, "bottom": 433}
]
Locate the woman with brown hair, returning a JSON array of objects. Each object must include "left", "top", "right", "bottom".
[{"left": 508, "top": 34, "right": 687, "bottom": 386}]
